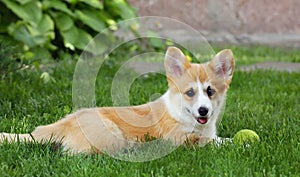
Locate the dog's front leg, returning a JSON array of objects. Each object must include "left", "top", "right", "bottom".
[{"left": 184, "top": 133, "right": 213, "bottom": 147}]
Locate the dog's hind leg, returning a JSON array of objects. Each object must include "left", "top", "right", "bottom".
[{"left": 0, "top": 132, "right": 33, "bottom": 143}]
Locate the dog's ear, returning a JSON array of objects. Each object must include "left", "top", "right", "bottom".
[
  {"left": 165, "top": 47, "right": 191, "bottom": 77},
  {"left": 210, "top": 49, "right": 235, "bottom": 82}
]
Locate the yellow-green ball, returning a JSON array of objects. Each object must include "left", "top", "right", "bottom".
[{"left": 233, "top": 129, "right": 260, "bottom": 145}]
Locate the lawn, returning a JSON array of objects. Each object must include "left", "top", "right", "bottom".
[{"left": 0, "top": 46, "right": 299, "bottom": 176}]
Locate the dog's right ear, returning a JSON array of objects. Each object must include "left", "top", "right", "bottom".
[
  {"left": 210, "top": 49, "right": 235, "bottom": 83},
  {"left": 165, "top": 47, "right": 191, "bottom": 78}
]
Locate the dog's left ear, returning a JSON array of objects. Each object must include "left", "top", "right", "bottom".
[
  {"left": 165, "top": 47, "right": 191, "bottom": 78},
  {"left": 210, "top": 49, "right": 235, "bottom": 82}
]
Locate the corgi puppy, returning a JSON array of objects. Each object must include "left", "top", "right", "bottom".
[{"left": 0, "top": 47, "right": 235, "bottom": 154}]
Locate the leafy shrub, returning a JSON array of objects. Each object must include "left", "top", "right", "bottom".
[
  {"left": 0, "top": 40, "right": 26, "bottom": 77},
  {"left": 0, "top": 0, "right": 136, "bottom": 59}
]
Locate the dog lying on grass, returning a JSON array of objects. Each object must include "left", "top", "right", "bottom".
[{"left": 0, "top": 47, "right": 235, "bottom": 154}]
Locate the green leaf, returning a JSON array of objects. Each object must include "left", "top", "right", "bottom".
[
  {"left": 97, "top": 12, "right": 117, "bottom": 30},
  {"left": 75, "top": 28, "right": 93, "bottom": 50},
  {"left": 51, "top": 8, "right": 106, "bottom": 51},
  {"left": 42, "top": 0, "right": 74, "bottom": 16},
  {"left": 2, "top": 0, "right": 42, "bottom": 25},
  {"left": 36, "top": 14, "right": 54, "bottom": 33},
  {"left": 78, "top": 0, "right": 103, "bottom": 9},
  {"left": 15, "top": 0, "right": 32, "bottom": 5},
  {"left": 65, "top": 0, "right": 78, "bottom": 5},
  {"left": 147, "top": 31, "right": 164, "bottom": 48},
  {"left": 105, "top": 0, "right": 136, "bottom": 19},
  {"left": 8, "top": 21, "right": 35, "bottom": 47},
  {"left": 1, "top": 0, "right": 136, "bottom": 55},
  {"left": 50, "top": 11, "right": 74, "bottom": 32},
  {"left": 40, "top": 72, "right": 51, "bottom": 83},
  {"left": 75, "top": 10, "right": 106, "bottom": 32},
  {"left": 26, "top": 14, "right": 54, "bottom": 46},
  {"left": 8, "top": 14, "right": 55, "bottom": 48},
  {"left": 60, "top": 26, "right": 78, "bottom": 47},
  {"left": 60, "top": 26, "right": 92, "bottom": 50}
]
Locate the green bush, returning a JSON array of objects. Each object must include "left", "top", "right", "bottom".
[
  {"left": 0, "top": 41, "right": 21, "bottom": 76},
  {"left": 0, "top": 0, "right": 136, "bottom": 59}
]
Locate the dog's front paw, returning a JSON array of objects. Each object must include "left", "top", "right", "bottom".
[
  {"left": 185, "top": 134, "right": 213, "bottom": 147},
  {"left": 213, "top": 137, "right": 232, "bottom": 146}
]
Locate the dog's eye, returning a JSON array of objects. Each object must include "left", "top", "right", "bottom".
[
  {"left": 185, "top": 88, "right": 195, "bottom": 97},
  {"left": 207, "top": 86, "right": 215, "bottom": 97}
]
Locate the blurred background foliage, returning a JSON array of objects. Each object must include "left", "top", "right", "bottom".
[{"left": 0, "top": 0, "right": 137, "bottom": 75}]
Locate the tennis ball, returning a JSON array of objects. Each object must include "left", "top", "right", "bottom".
[{"left": 233, "top": 129, "right": 260, "bottom": 145}]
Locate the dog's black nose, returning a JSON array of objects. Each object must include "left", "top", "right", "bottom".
[{"left": 198, "top": 106, "right": 209, "bottom": 116}]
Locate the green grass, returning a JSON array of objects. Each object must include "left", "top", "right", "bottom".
[
  {"left": 114, "top": 45, "right": 300, "bottom": 66},
  {"left": 0, "top": 46, "right": 300, "bottom": 176},
  {"left": 218, "top": 45, "right": 300, "bottom": 65}
]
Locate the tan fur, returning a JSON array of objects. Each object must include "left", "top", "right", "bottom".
[{"left": 0, "top": 47, "right": 235, "bottom": 154}]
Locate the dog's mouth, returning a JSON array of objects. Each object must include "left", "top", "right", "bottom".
[
  {"left": 186, "top": 108, "right": 210, "bottom": 124},
  {"left": 196, "top": 117, "right": 208, "bottom": 124}
]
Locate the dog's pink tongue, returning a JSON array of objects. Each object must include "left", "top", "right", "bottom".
[{"left": 197, "top": 117, "right": 208, "bottom": 124}]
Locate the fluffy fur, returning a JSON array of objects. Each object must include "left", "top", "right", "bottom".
[{"left": 0, "top": 47, "right": 235, "bottom": 154}]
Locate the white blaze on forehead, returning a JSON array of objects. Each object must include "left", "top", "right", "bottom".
[
  {"left": 196, "top": 79, "right": 204, "bottom": 95},
  {"left": 196, "top": 78, "right": 210, "bottom": 95},
  {"left": 196, "top": 65, "right": 210, "bottom": 96},
  {"left": 194, "top": 78, "right": 212, "bottom": 116}
]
